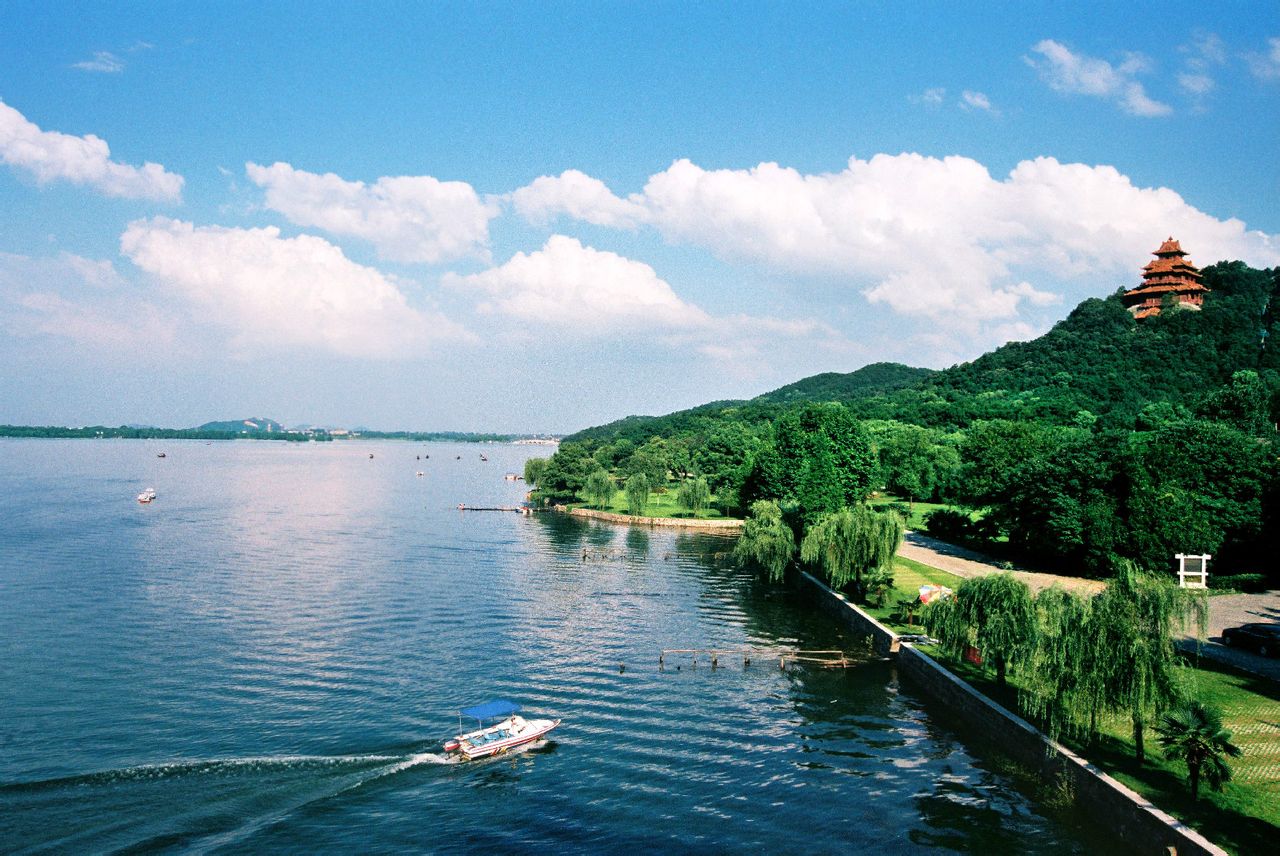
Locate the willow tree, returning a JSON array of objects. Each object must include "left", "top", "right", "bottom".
[
  {"left": 523, "top": 456, "right": 549, "bottom": 488},
  {"left": 1018, "top": 586, "right": 1109, "bottom": 742},
  {"left": 925, "top": 572, "right": 1035, "bottom": 689},
  {"left": 1093, "top": 560, "right": 1206, "bottom": 763},
  {"left": 799, "top": 505, "right": 902, "bottom": 596},
  {"left": 733, "top": 500, "right": 795, "bottom": 582},
  {"left": 624, "top": 473, "right": 650, "bottom": 516},
  {"left": 584, "top": 469, "right": 615, "bottom": 510},
  {"left": 1155, "top": 700, "right": 1242, "bottom": 801},
  {"left": 676, "top": 477, "right": 711, "bottom": 517}
]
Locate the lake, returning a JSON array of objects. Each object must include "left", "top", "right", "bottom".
[{"left": 0, "top": 438, "right": 1106, "bottom": 853}]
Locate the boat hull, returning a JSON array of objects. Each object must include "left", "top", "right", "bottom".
[{"left": 448, "top": 717, "right": 560, "bottom": 761}]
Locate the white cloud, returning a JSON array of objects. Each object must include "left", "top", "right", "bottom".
[
  {"left": 521, "top": 154, "right": 1279, "bottom": 325},
  {"left": 960, "top": 90, "right": 996, "bottom": 112},
  {"left": 1026, "top": 39, "right": 1172, "bottom": 116},
  {"left": 509, "top": 169, "right": 647, "bottom": 228},
  {"left": 446, "top": 234, "right": 708, "bottom": 330},
  {"left": 0, "top": 100, "right": 183, "bottom": 201},
  {"left": 72, "top": 51, "right": 124, "bottom": 73},
  {"left": 916, "top": 87, "right": 946, "bottom": 106},
  {"left": 1246, "top": 36, "right": 1280, "bottom": 80},
  {"left": 1178, "top": 73, "right": 1215, "bottom": 96},
  {"left": 121, "top": 217, "right": 467, "bottom": 357},
  {"left": 246, "top": 161, "right": 495, "bottom": 264},
  {"left": 0, "top": 251, "right": 176, "bottom": 353}
]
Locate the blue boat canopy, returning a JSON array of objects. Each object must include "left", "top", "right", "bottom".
[{"left": 461, "top": 700, "right": 521, "bottom": 720}]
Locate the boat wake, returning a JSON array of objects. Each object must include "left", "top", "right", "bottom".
[{"left": 0, "top": 747, "right": 469, "bottom": 853}]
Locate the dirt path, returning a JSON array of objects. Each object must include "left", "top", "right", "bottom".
[{"left": 898, "top": 531, "right": 1105, "bottom": 595}]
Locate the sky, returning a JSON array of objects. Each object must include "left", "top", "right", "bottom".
[{"left": 1, "top": 1, "right": 1278, "bottom": 433}]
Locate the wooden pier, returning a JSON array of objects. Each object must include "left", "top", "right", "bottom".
[
  {"left": 658, "top": 647, "right": 868, "bottom": 670},
  {"left": 456, "top": 504, "right": 532, "bottom": 514}
]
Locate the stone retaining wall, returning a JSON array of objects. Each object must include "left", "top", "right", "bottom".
[
  {"left": 795, "top": 571, "right": 1226, "bottom": 856},
  {"left": 561, "top": 506, "right": 743, "bottom": 532}
]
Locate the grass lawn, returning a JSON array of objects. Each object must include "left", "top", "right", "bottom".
[
  {"left": 570, "top": 486, "right": 731, "bottom": 519},
  {"left": 867, "top": 495, "right": 953, "bottom": 530},
  {"left": 860, "top": 555, "right": 964, "bottom": 630},
  {"left": 921, "top": 645, "right": 1280, "bottom": 854}
]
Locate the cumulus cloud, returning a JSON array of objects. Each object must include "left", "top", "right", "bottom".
[
  {"left": 960, "top": 90, "right": 996, "bottom": 113},
  {"left": 509, "top": 169, "right": 648, "bottom": 228},
  {"left": 446, "top": 235, "right": 707, "bottom": 330},
  {"left": 1026, "top": 39, "right": 1172, "bottom": 116},
  {"left": 1246, "top": 36, "right": 1280, "bottom": 80},
  {"left": 121, "top": 217, "right": 467, "bottom": 357},
  {"left": 72, "top": 51, "right": 124, "bottom": 73},
  {"left": 444, "top": 235, "right": 845, "bottom": 370},
  {"left": 246, "top": 161, "right": 495, "bottom": 264},
  {"left": 514, "top": 154, "right": 1279, "bottom": 324},
  {"left": 0, "top": 100, "right": 183, "bottom": 201}
]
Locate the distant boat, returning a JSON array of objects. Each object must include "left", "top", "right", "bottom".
[
  {"left": 369, "top": 453, "right": 375, "bottom": 459},
  {"left": 416, "top": 471, "right": 424, "bottom": 477},
  {"left": 156, "top": 452, "right": 166, "bottom": 458},
  {"left": 479, "top": 454, "right": 488, "bottom": 462},
  {"left": 137, "top": 488, "right": 157, "bottom": 504},
  {"left": 456, "top": 455, "right": 461, "bottom": 460}
]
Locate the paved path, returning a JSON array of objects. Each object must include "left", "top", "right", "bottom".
[
  {"left": 900, "top": 531, "right": 1280, "bottom": 683},
  {"left": 1187, "top": 590, "right": 1280, "bottom": 683},
  {"left": 898, "top": 531, "right": 1105, "bottom": 595}
]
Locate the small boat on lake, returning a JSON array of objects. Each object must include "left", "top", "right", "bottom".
[
  {"left": 137, "top": 488, "right": 157, "bottom": 504},
  {"left": 156, "top": 452, "right": 166, "bottom": 458},
  {"left": 442, "top": 700, "right": 559, "bottom": 761}
]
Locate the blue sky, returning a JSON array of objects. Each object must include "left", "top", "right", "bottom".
[{"left": 1, "top": 1, "right": 1278, "bottom": 432}]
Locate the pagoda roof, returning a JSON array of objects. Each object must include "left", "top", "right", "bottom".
[{"left": 1155, "top": 237, "right": 1185, "bottom": 256}]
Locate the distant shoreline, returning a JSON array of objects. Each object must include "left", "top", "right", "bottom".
[{"left": 0, "top": 425, "right": 556, "bottom": 444}]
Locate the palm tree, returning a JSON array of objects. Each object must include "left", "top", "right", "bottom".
[{"left": 1155, "top": 700, "right": 1242, "bottom": 801}]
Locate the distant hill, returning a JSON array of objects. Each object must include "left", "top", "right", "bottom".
[
  {"left": 195, "top": 417, "right": 287, "bottom": 434},
  {"left": 566, "top": 260, "right": 1278, "bottom": 442},
  {"left": 564, "top": 362, "right": 932, "bottom": 444},
  {"left": 754, "top": 363, "right": 935, "bottom": 405}
]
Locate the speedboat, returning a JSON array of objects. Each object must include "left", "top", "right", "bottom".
[
  {"left": 137, "top": 488, "right": 157, "bottom": 504},
  {"left": 442, "top": 700, "right": 559, "bottom": 761}
]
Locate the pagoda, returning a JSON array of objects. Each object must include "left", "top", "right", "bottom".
[{"left": 1121, "top": 237, "right": 1208, "bottom": 319}]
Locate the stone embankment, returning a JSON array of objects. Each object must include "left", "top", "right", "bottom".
[
  {"left": 560, "top": 506, "right": 743, "bottom": 532},
  {"left": 797, "top": 570, "right": 1226, "bottom": 856}
]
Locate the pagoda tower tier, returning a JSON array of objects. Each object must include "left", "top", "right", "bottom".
[{"left": 1121, "top": 237, "right": 1208, "bottom": 319}]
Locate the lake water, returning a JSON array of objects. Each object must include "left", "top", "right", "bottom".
[{"left": 0, "top": 438, "right": 1106, "bottom": 853}]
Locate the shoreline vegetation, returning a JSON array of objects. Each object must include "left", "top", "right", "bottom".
[
  {"left": 0, "top": 424, "right": 549, "bottom": 443},
  {"left": 519, "top": 259, "right": 1279, "bottom": 854}
]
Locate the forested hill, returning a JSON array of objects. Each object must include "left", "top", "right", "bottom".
[
  {"left": 569, "top": 260, "right": 1278, "bottom": 443},
  {"left": 754, "top": 363, "right": 935, "bottom": 405},
  {"left": 861, "top": 260, "right": 1279, "bottom": 429},
  {"left": 564, "top": 362, "right": 932, "bottom": 444}
]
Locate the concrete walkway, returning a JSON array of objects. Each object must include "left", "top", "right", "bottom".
[
  {"left": 898, "top": 531, "right": 1105, "bottom": 595},
  {"left": 1188, "top": 590, "right": 1280, "bottom": 684},
  {"left": 900, "top": 530, "right": 1280, "bottom": 683}
]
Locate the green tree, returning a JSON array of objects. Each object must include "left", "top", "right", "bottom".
[
  {"left": 1155, "top": 700, "right": 1242, "bottom": 801},
  {"left": 925, "top": 573, "right": 1035, "bottom": 688},
  {"left": 623, "top": 439, "right": 671, "bottom": 490},
  {"left": 523, "top": 456, "right": 549, "bottom": 488},
  {"left": 534, "top": 443, "right": 596, "bottom": 503},
  {"left": 799, "top": 505, "right": 903, "bottom": 596},
  {"left": 676, "top": 477, "right": 711, "bottom": 517},
  {"left": 624, "top": 473, "right": 650, "bottom": 516},
  {"left": 584, "top": 469, "right": 615, "bottom": 510},
  {"left": 733, "top": 500, "right": 796, "bottom": 582},
  {"left": 1093, "top": 560, "right": 1206, "bottom": 762},
  {"left": 1198, "top": 369, "right": 1272, "bottom": 436}
]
